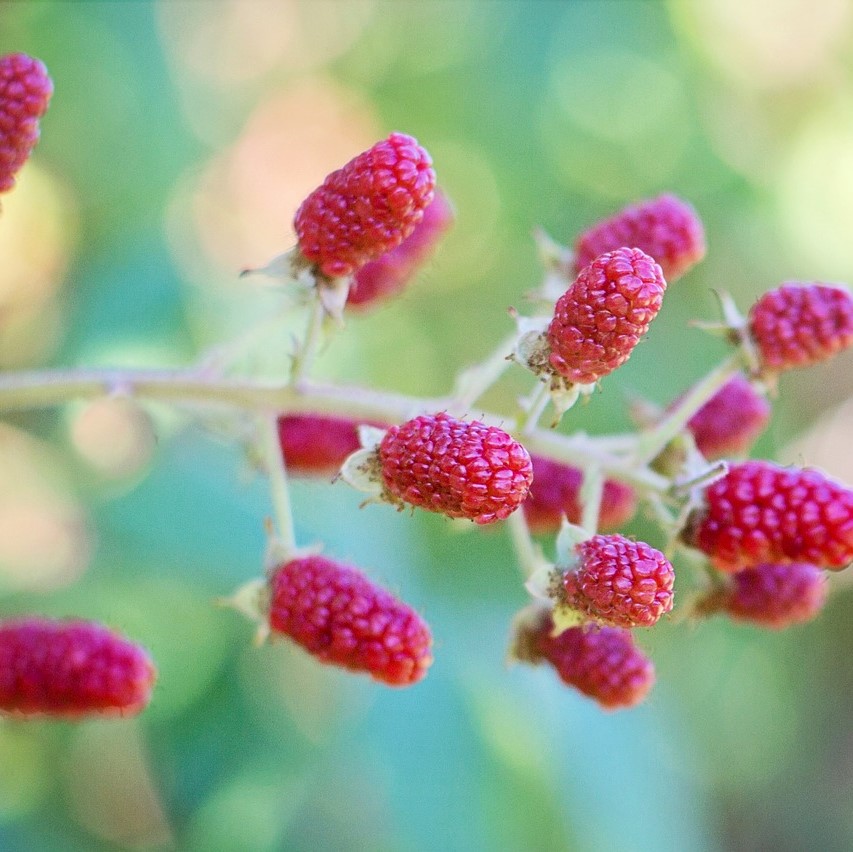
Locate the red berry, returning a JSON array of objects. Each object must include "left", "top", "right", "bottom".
[
  {"left": 722, "top": 562, "right": 827, "bottom": 629},
  {"left": 574, "top": 194, "right": 705, "bottom": 282},
  {"left": 547, "top": 247, "right": 667, "bottom": 385},
  {"left": 347, "top": 188, "right": 453, "bottom": 309},
  {"left": 685, "top": 374, "right": 771, "bottom": 460},
  {"left": 268, "top": 555, "right": 432, "bottom": 687},
  {"left": 519, "top": 611, "right": 654, "bottom": 710},
  {"left": 294, "top": 132, "right": 436, "bottom": 279},
  {"left": 0, "top": 53, "right": 53, "bottom": 194},
  {"left": 378, "top": 412, "right": 533, "bottom": 525},
  {"left": 277, "top": 413, "right": 386, "bottom": 477},
  {"left": 683, "top": 460, "right": 853, "bottom": 571},
  {"left": 523, "top": 455, "right": 636, "bottom": 533},
  {"left": 748, "top": 283, "right": 853, "bottom": 375},
  {"left": 562, "top": 534, "right": 674, "bottom": 628},
  {"left": 0, "top": 619, "right": 156, "bottom": 718}
]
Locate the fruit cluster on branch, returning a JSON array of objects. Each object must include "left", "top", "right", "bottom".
[{"left": 2, "top": 52, "right": 853, "bottom": 717}]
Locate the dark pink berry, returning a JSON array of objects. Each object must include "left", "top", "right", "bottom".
[
  {"left": 714, "top": 562, "right": 827, "bottom": 629},
  {"left": 523, "top": 455, "right": 636, "bottom": 534},
  {"left": 347, "top": 188, "right": 453, "bottom": 308},
  {"left": 519, "top": 611, "right": 654, "bottom": 710},
  {"left": 378, "top": 412, "right": 534, "bottom": 525},
  {"left": 683, "top": 460, "right": 853, "bottom": 571},
  {"left": 547, "top": 247, "right": 667, "bottom": 385},
  {"left": 748, "top": 283, "right": 853, "bottom": 375},
  {"left": 0, "top": 53, "right": 53, "bottom": 194},
  {"left": 277, "top": 413, "right": 386, "bottom": 477},
  {"left": 268, "top": 555, "right": 432, "bottom": 687},
  {"left": 0, "top": 619, "right": 156, "bottom": 718},
  {"left": 562, "top": 534, "right": 674, "bottom": 628},
  {"left": 574, "top": 194, "right": 705, "bottom": 282},
  {"left": 685, "top": 374, "right": 771, "bottom": 459},
  {"left": 294, "top": 132, "right": 436, "bottom": 279}
]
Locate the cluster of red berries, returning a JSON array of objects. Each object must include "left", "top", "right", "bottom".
[{"left": 3, "top": 52, "right": 853, "bottom": 718}]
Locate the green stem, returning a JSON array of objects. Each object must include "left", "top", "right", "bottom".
[
  {"left": 632, "top": 352, "right": 743, "bottom": 464},
  {"left": 506, "top": 511, "right": 545, "bottom": 580},
  {"left": 0, "top": 366, "right": 670, "bottom": 494},
  {"left": 450, "top": 331, "right": 516, "bottom": 413},
  {"left": 290, "top": 296, "right": 326, "bottom": 384},
  {"left": 260, "top": 415, "right": 297, "bottom": 553}
]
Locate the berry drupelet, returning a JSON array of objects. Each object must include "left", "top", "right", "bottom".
[
  {"left": 685, "top": 374, "right": 771, "bottom": 460},
  {"left": 0, "top": 619, "right": 156, "bottom": 717},
  {"left": 748, "top": 283, "right": 853, "bottom": 376},
  {"left": 523, "top": 455, "right": 636, "bottom": 534},
  {"left": 277, "top": 413, "right": 386, "bottom": 477},
  {"left": 683, "top": 460, "right": 853, "bottom": 571},
  {"left": 515, "top": 610, "right": 655, "bottom": 710},
  {"left": 700, "top": 562, "right": 827, "bottom": 629},
  {"left": 294, "top": 132, "right": 436, "bottom": 279},
  {"left": 268, "top": 555, "right": 432, "bottom": 686},
  {"left": 378, "top": 412, "right": 533, "bottom": 525},
  {"left": 0, "top": 52, "right": 53, "bottom": 193},
  {"left": 574, "top": 193, "right": 705, "bottom": 282},
  {"left": 347, "top": 188, "right": 453, "bottom": 308},
  {"left": 561, "top": 534, "right": 675, "bottom": 629},
  {"left": 547, "top": 247, "right": 667, "bottom": 385}
]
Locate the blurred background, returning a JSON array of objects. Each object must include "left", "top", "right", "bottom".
[{"left": 2, "top": 1, "right": 853, "bottom": 849}]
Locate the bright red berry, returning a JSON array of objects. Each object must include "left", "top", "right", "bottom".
[
  {"left": 748, "top": 283, "right": 853, "bottom": 375},
  {"left": 523, "top": 455, "right": 636, "bottom": 534},
  {"left": 547, "top": 247, "right": 667, "bottom": 385},
  {"left": 0, "top": 53, "right": 53, "bottom": 193},
  {"left": 268, "top": 555, "right": 432, "bottom": 687},
  {"left": 562, "top": 534, "right": 674, "bottom": 628},
  {"left": 703, "top": 562, "right": 828, "bottom": 629},
  {"left": 574, "top": 194, "right": 705, "bottom": 282},
  {"left": 293, "top": 132, "right": 436, "bottom": 279},
  {"left": 518, "top": 611, "right": 654, "bottom": 710},
  {"left": 685, "top": 374, "right": 771, "bottom": 460},
  {"left": 683, "top": 460, "right": 853, "bottom": 571},
  {"left": 378, "top": 412, "right": 534, "bottom": 525},
  {"left": 0, "top": 619, "right": 156, "bottom": 718},
  {"left": 277, "top": 413, "right": 386, "bottom": 477},
  {"left": 347, "top": 188, "right": 453, "bottom": 309}
]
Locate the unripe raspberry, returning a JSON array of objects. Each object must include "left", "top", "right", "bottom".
[
  {"left": 378, "top": 412, "right": 533, "bottom": 525},
  {"left": 516, "top": 611, "right": 654, "bottom": 710},
  {"left": 293, "top": 132, "right": 436, "bottom": 279},
  {"left": 0, "top": 619, "right": 156, "bottom": 717},
  {"left": 748, "top": 283, "right": 853, "bottom": 375},
  {"left": 347, "top": 189, "right": 453, "bottom": 309},
  {"left": 547, "top": 247, "right": 667, "bottom": 385},
  {"left": 574, "top": 194, "right": 705, "bottom": 281},
  {"left": 277, "top": 413, "right": 386, "bottom": 477},
  {"left": 701, "top": 562, "right": 827, "bottom": 629},
  {"left": 685, "top": 374, "right": 771, "bottom": 460},
  {"left": 0, "top": 53, "right": 53, "bottom": 194},
  {"left": 523, "top": 455, "right": 636, "bottom": 533},
  {"left": 562, "top": 534, "right": 674, "bottom": 628},
  {"left": 683, "top": 460, "right": 853, "bottom": 571},
  {"left": 268, "top": 555, "right": 432, "bottom": 687}
]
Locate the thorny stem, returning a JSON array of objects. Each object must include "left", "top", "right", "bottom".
[{"left": 0, "top": 365, "right": 673, "bottom": 494}]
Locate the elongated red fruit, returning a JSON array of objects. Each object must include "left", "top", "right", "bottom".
[{"left": 0, "top": 619, "right": 156, "bottom": 717}]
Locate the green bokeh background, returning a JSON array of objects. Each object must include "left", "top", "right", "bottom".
[{"left": 2, "top": 2, "right": 853, "bottom": 850}]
